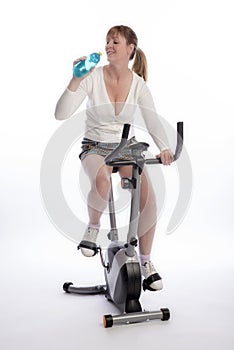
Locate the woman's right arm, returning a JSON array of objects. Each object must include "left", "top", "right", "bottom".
[{"left": 54, "top": 57, "right": 90, "bottom": 120}]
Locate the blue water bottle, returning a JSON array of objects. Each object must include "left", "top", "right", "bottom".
[{"left": 73, "top": 52, "right": 102, "bottom": 78}]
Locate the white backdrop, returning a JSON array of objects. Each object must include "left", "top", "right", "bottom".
[{"left": 0, "top": 1, "right": 234, "bottom": 349}]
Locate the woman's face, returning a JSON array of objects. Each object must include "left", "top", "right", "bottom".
[{"left": 105, "top": 33, "right": 134, "bottom": 62}]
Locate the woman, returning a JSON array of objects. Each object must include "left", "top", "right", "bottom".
[{"left": 55, "top": 25, "right": 173, "bottom": 291}]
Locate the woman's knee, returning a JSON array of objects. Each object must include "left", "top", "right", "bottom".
[
  {"left": 92, "top": 172, "right": 111, "bottom": 198},
  {"left": 82, "top": 155, "right": 112, "bottom": 196},
  {"left": 95, "top": 173, "right": 111, "bottom": 189}
]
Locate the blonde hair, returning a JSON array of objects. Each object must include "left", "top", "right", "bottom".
[{"left": 106, "top": 25, "right": 148, "bottom": 81}]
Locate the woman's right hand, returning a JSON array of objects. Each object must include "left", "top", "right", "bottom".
[
  {"left": 72, "top": 56, "right": 86, "bottom": 79},
  {"left": 73, "top": 56, "right": 95, "bottom": 78},
  {"left": 67, "top": 57, "right": 86, "bottom": 91},
  {"left": 68, "top": 56, "right": 94, "bottom": 91}
]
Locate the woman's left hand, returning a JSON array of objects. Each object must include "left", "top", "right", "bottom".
[{"left": 156, "top": 149, "right": 174, "bottom": 165}]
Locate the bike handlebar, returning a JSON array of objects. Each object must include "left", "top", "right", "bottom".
[{"left": 105, "top": 122, "right": 183, "bottom": 167}]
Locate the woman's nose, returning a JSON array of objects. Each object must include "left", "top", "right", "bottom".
[{"left": 106, "top": 41, "right": 113, "bottom": 49}]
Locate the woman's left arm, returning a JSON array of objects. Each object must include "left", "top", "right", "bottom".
[{"left": 138, "top": 84, "right": 173, "bottom": 165}]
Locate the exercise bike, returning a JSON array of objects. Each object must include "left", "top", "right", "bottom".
[{"left": 63, "top": 122, "right": 183, "bottom": 327}]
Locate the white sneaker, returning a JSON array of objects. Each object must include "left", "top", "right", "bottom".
[
  {"left": 141, "top": 261, "right": 163, "bottom": 291},
  {"left": 79, "top": 227, "right": 99, "bottom": 257}
]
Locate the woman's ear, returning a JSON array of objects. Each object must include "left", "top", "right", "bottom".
[
  {"left": 128, "top": 44, "right": 136, "bottom": 60},
  {"left": 128, "top": 43, "right": 135, "bottom": 57}
]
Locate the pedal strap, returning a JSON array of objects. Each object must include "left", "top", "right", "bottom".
[
  {"left": 77, "top": 240, "right": 98, "bottom": 255},
  {"left": 143, "top": 273, "right": 162, "bottom": 291}
]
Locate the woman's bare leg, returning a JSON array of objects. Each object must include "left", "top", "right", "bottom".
[
  {"left": 118, "top": 165, "right": 162, "bottom": 290},
  {"left": 137, "top": 169, "right": 157, "bottom": 255},
  {"left": 118, "top": 166, "right": 157, "bottom": 255},
  {"left": 81, "top": 154, "right": 113, "bottom": 226}
]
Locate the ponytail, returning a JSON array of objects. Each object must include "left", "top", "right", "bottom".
[{"left": 132, "top": 47, "right": 148, "bottom": 81}]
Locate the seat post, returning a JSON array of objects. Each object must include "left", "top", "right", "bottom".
[{"left": 108, "top": 175, "right": 119, "bottom": 241}]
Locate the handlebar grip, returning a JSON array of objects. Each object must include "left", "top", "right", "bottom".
[
  {"left": 122, "top": 124, "right": 130, "bottom": 139},
  {"left": 174, "top": 122, "right": 183, "bottom": 161},
  {"left": 177, "top": 121, "right": 183, "bottom": 140}
]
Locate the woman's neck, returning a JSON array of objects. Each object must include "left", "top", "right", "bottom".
[{"left": 104, "top": 64, "right": 131, "bottom": 82}]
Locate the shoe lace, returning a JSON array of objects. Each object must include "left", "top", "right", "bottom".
[
  {"left": 87, "top": 227, "right": 99, "bottom": 240},
  {"left": 145, "top": 261, "right": 156, "bottom": 274}
]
